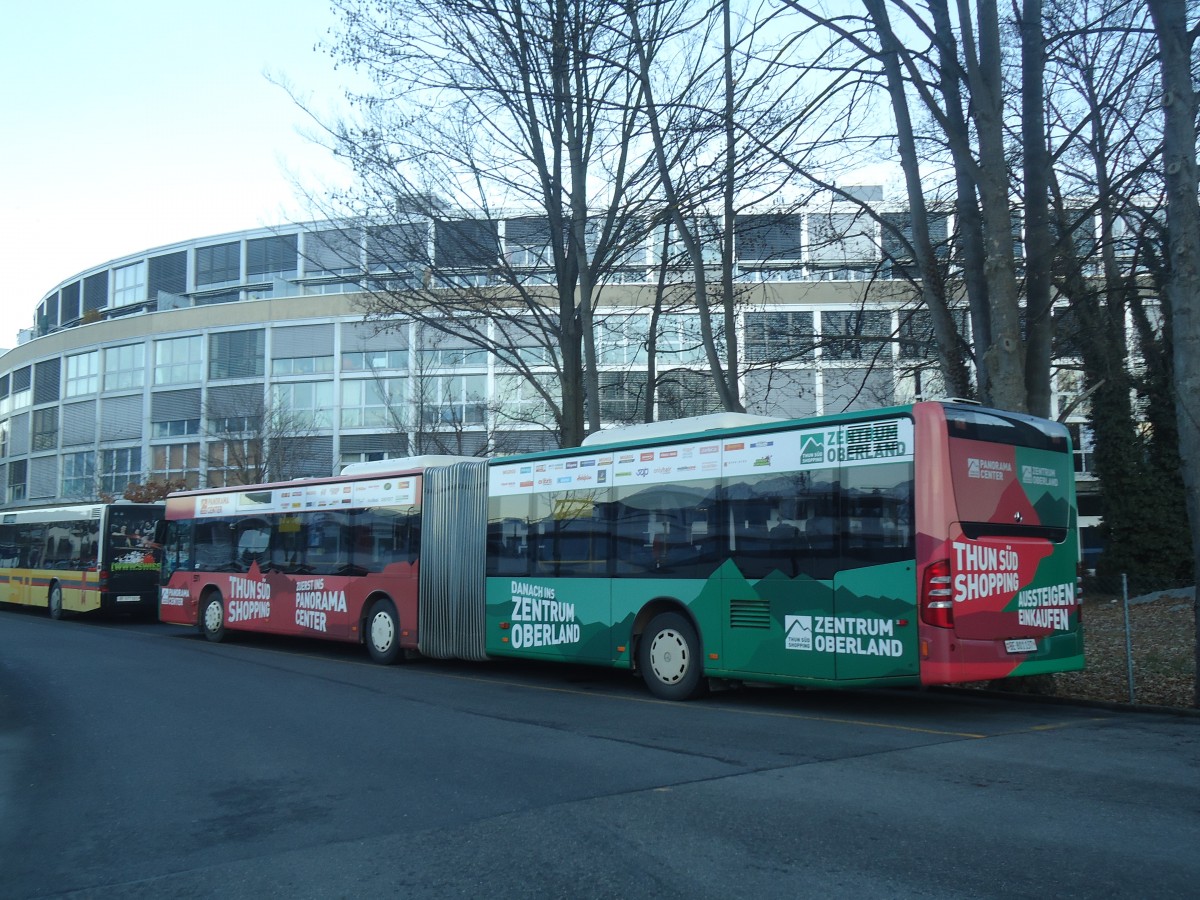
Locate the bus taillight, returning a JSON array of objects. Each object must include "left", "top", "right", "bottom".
[
  {"left": 98, "top": 569, "right": 109, "bottom": 588},
  {"left": 921, "top": 559, "right": 954, "bottom": 628}
]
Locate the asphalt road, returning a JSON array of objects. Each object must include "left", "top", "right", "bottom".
[{"left": 1, "top": 607, "right": 1197, "bottom": 899}]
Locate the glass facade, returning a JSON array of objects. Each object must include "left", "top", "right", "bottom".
[{"left": 0, "top": 216, "right": 1104, "bottom": 507}]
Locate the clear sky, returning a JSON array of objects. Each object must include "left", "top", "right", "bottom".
[{"left": 0, "top": 1, "right": 355, "bottom": 350}]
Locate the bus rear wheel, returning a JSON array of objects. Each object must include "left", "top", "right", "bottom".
[
  {"left": 639, "top": 612, "right": 706, "bottom": 701},
  {"left": 366, "top": 598, "right": 401, "bottom": 665},
  {"left": 48, "top": 584, "right": 64, "bottom": 620},
  {"left": 200, "top": 593, "right": 225, "bottom": 642}
]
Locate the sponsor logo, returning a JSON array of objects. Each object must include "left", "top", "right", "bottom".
[
  {"left": 1021, "top": 464, "right": 1060, "bottom": 487},
  {"left": 785, "top": 614, "right": 903, "bottom": 656},
  {"left": 800, "top": 434, "right": 824, "bottom": 466},
  {"left": 967, "top": 458, "right": 1012, "bottom": 481}
]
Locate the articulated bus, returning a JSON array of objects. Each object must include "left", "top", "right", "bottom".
[
  {"left": 0, "top": 502, "right": 164, "bottom": 618},
  {"left": 158, "top": 401, "right": 1084, "bottom": 699}
]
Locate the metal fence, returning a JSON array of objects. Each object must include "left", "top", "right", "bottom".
[{"left": 1078, "top": 573, "right": 1195, "bottom": 706}]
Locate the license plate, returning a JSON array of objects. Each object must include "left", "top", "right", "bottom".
[
  {"left": 1005, "top": 638, "right": 1037, "bottom": 653},
  {"left": 116, "top": 595, "right": 141, "bottom": 603}
]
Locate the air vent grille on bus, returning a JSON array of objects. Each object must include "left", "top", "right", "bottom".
[{"left": 729, "top": 597, "right": 772, "bottom": 629}]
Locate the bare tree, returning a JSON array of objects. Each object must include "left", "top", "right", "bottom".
[
  {"left": 849, "top": 0, "right": 1044, "bottom": 412},
  {"left": 1147, "top": 0, "right": 1200, "bottom": 707},
  {"left": 101, "top": 479, "right": 188, "bottom": 504},
  {"left": 318, "top": 0, "right": 662, "bottom": 447},
  {"left": 1032, "top": 0, "right": 1191, "bottom": 581},
  {"left": 203, "top": 392, "right": 320, "bottom": 485}
]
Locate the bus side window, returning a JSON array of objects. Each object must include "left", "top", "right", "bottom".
[
  {"left": 305, "top": 512, "right": 353, "bottom": 575},
  {"left": 22, "top": 525, "right": 46, "bottom": 568},
  {"left": 842, "top": 461, "right": 913, "bottom": 567},
  {"left": 162, "top": 520, "right": 193, "bottom": 576},
  {"left": 612, "top": 481, "right": 722, "bottom": 578},
  {"left": 402, "top": 509, "right": 420, "bottom": 563},
  {"left": 194, "top": 520, "right": 235, "bottom": 571},
  {"left": 733, "top": 470, "right": 837, "bottom": 580},
  {"left": 234, "top": 519, "right": 271, "bottom": 570},
  {"left": 488, "top": 494, "right": 530, "bottom": 577},
  {"left": 272, "top": 516, "right": 305, "bottom": 572},
  {"left": 353, "top": 506, "right": 418, "bottom": 573}
]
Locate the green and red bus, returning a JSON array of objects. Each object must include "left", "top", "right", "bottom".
[
  {"left": 158, "top": 401, "right": 1083, "bottom": 698},
  {"left": 0, "top": 502, "right": 164, "bottom": 619}
]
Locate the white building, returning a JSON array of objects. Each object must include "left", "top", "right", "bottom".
[{"left": 0, "top": 210, "right": 1090, "bottom": 506}]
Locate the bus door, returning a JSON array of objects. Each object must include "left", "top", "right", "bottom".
[
  {"left": 488, "top": 488, "right": 612, "bottom": 664},
  {"left": 832, "top": 460, "right": 919, "bottom": 681},
  {"left": 720, "top": 469, "right": 837, "bottom": 681}
]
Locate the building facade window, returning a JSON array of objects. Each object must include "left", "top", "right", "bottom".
[
  {"left": 10, "top": 367, "right": 31, "bottom": 410},
  {"left": 65, "top": 351, "right": 100, "bottom": 397},
  {"left": 273, "top": 382, "right": 335, "bottom": 429},
  {"left": 341, "top": 378, "right": 407, "bottom": 429},
  {"left": 206, "top": 439, "right": 264, "bottom": 488},
  {"left": 657, "top": 315, "right": 710, "bottom": 366},
  {"left": 272, "top": 355, "right": 334, "bottom": 376},
  {"left": 596, "top": 315, "right": 648, "bottom": 366},
  {"left": 195, "top": 242, "right": 241, "bottom": 288},
  {"left": 415, "top": 374, "right": 487, "bottom": 426},
  {"left": 152, "top": 418, "right": 201, "bottom": 438},
  {"left": 246, "top": 234, "right": 298, "bottom": 280},
  {"left": 154, "top": 336, "right": 203, "bottom": 385},
  {"left": 208, "top": 415, "right": 260, "bottom": 435},
  {"left": 112, "top": 261, "right": 147, "bottom": 307},
  {"left": 104, "top": 344, "right": 145, "bottom": 391},
  {"left": 341, "top": 350, "right": 407, "bottom": 372},
  {"left": 495, "top": 373, "right": 554, "bottom": 425},
  {"left": 597, "top": 372, "right": 648, "bottom": 424},
  {"left": 657, "top": 370, "right": 722, "bottom": 420},
  {"left": 340, "top": 450, "right": 388, "bottom": 468},
  {"left": 821, "top": 309, "right": 892, "bottom": 362},
  {"left": 745, "top": 312, "right": 816, "bottom": 363},
  {"left": 152, "top": 443, "right": 200, "bottom": 489},
  {"left": 99, "top": 448, "right": 141, "bottom": 495},
  {"left": 418, "top": 346, "right": 487, "bottom": 369},
  {"left": 209, "top": 330, "right": 265, "bottom": 380},
  {"left": 7, "top": 460, "right": 27, "bottom": 503},
  {"left": 62, "top": 451, "right": 96, "bottom": 497},
  {"left": 32, "top": 407, "right": 58, "bottom": 452}
]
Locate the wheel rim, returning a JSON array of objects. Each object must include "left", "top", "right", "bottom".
[
  {"left": 370, "top": 610, "right": 395, "bottom": 654},
  {"left": 648, "top": 627, "right": 690, "bottom": 685},
  {"left": 204, "top": 600, "right": 223, "bottom": 633},
  {"left": 50, "top": 588, "right": 61, "bottom": 616}
]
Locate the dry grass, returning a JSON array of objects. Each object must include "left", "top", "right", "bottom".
[{"left": 1051, "top": 589, "right": 1197, "bottom": 709}]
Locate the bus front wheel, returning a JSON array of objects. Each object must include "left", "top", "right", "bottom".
[
  {"left": 639, "top": 612, "right": 707, "bottom": 701},
  {"left": 366, "top": 599, "right": 401, "bottom": 665},
  {"left": 48, "top": 584, "right": 64, "bottom": 620},
  {"left": 200, "top": 593, "right": 226, "bottom": 642}
]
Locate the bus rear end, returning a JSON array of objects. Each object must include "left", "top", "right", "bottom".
[
  {"left": 102, "top": 504, "right": 164, "bottom": 616},
  {"left": 914, "top": 403, "right": 1084, "bottom": 684}
]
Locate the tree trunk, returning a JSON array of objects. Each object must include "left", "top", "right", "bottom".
[
  {"left": 1021, "top": 0, "right": 1053, "bottom": 417},
  {"left": 1148, "top": 0, "right": 1200, "bottom": 708},
  {"left": 864, "top": 0, "right": 972, "bottom": 398},
  {"left": 968, "top": 0, "right": 1028, "bottom": 412}
]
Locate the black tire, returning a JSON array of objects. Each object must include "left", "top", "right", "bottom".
[
  {"left": 638, "top": 611, "right": 707, "bottom": 700},
  {"left": 365, "top": 598, "right": 401, "bottom": 664},
  {"left": 48, "top": 584, "right": 64, "bottom": 620},
  {"left": 200, "top": 593, "right": 226, "bottom": 642}
]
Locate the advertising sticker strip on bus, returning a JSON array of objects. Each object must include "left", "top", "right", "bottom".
[
  {"left": 181, "top": 478, "right": 421, "bottom": 519},
  {"left": 490, "top": 419, "right": 914, "bottom": 497}
]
